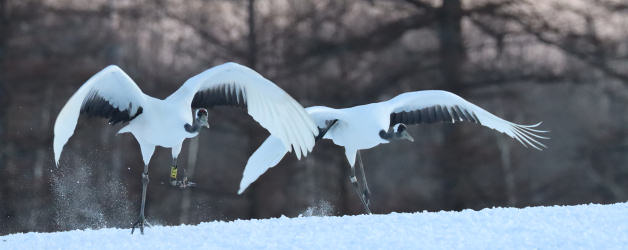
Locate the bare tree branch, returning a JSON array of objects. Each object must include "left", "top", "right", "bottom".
[
  {"left": 470, "top": 8, "right": 628, "bottom": 84},
  {"left": 291, "top": 12, "right": 436, "bottom": 63},
  {"left": 597, "top": 0, "right": 628, "bottom": 12},
  {"left": 402, "top": 0, "right": 435, "bottom": 11},
  {"left": 161, "top": 10, "right": 247, "bottom": 59},
  {"left": 462, "top": 0, "right": 516, "bottom": 16}
]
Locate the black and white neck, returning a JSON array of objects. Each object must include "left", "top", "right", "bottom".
[
  {"left": 184, "top": 119, "right": 203, "bottom": 133},
  {"left": 379, "top": 123, "right": 410, "bottom": 141}
]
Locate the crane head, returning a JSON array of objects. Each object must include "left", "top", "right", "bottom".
[
  {"left": 195, "top": 108, "right": 210, "bottom": 128},
  {"left": 393, "top": 123, "right": 414, "bottom": 142}
]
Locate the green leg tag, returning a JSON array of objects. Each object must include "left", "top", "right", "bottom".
[{"left": 170, "top": 166, "right": 178, "bottom": 180}]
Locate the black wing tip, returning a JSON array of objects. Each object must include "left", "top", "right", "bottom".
[
  {"left": 80, "top": 91, "right": 143, "bottom": 125},
  {"left": 390, "top": 105, "right": 480, "bottom": 127},
  {"left": 192, "top": 83, "right": 247, "bottom": 110}
]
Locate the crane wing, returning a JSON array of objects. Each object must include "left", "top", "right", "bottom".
[
  {"left": 238, "top": 135, "right": 287, "bottom": 194},
  {"left": 238, "top": 106, "right": 341, "bottom": 194},
  {"left": 384, "top": 90, "right": 549, "bottom": 150},
  {"left": 53, "top": 65, "right": 147, "bottom": 165},
  {"left": 170, "top": 62, "right": 318, "bottom": 159}
]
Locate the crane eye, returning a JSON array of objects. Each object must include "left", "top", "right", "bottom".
[{"left": 398, "top": 124, "right": 406, "bottom": 132}]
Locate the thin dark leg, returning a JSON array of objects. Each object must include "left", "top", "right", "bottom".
[
  {"left": 350, "top": 164, "right": 372, "bottom": 214},
  {"left": 356, "top": 150, "right": 371, "bottom": 209},
  {"left": 131, "top": 164, "right": 152, "bottom": 234},
  {"left": 180, "top": 167, "right": 196, "bottom": 188}
]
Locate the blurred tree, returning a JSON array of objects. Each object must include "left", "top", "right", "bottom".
[
  {"left": 0, "top": 0, "right": 7, "bottom": 162},
  {"left": 3, "top": 0, "right": 628, "bottom": 235}
]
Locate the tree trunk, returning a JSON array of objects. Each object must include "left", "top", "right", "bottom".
[
  {"left": 496, "top": 116, "right": 517, "bottom": 206},
  {"left": 437, "top": 0, "right": 465, "bottom": 90},
  {"left": 493, "top": 100, "right": 517, "bottom": 207},
  {"left": 0, "top": 4, "right": 10, "bottom": 224},
  {"left": 245, "top": 0, "right": 262, "bottom": 218},
  {"left": 0, "top": 0, "right": 8, "bottom": 167},
  {"left": 436, "top": 0, "right": 468, "bottom": 211},
  {"left": 247, "top": 0, "right": 257, "bottom": 69},
  {"left": 180, "top": 137, "right": 199, "bottom": 224}
]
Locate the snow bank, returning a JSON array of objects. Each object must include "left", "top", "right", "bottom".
[{"left": 2, "top": 202, "right": 627, "bottom": 249}]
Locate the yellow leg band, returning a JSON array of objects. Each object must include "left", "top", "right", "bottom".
[{"left": 170, "top": 166, "right": 178, "bottom": 179}]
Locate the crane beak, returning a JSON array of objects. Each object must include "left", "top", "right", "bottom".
[
  {"left": 196, "top": 116, "right": 210, "bottom": 129},
  {"left": 401, "top": 131, "right": 414, "bottom": 142}
]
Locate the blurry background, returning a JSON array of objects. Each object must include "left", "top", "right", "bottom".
[{"left": 2, "top": 0, "right": 628, "bottom": 235}]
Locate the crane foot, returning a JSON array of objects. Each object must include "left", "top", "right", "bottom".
[
  {"left": 169, "top": 165, "right": 195, "bottom": 188},
  {"left": 171, "top": 177, "right": 196, "bottom": 189},
  {"left": 131, "top": 215, "right": 152, "bottom": 235}
]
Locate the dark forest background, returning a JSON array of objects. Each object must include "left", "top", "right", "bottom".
[{"left": 2, "top": 0, "right": 628, "bottom": 235}]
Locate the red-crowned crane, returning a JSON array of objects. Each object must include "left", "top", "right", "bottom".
[
  {"left": 238, "top": 90, "right": 548, "bottom": 214},
  {"left": 54, "top": 62, "right": 318, "bottom": 234}
]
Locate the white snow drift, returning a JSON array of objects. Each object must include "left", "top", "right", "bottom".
[{"left": 2, "top": 202, "right": 627, "bottom": 249}]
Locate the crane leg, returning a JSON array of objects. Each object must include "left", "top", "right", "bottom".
[
  {"left": 169, "top": 157, "right": 178, "bottom": 186},
  {"left": 169, "top": 157, "right": 196, "bottom": 188},
  {"left": 131, "top": 164, "right": 152, "bottom": 234},
  {"left": 356, "top": 150, "right": 371, "bottom": 209},
  {"left": 350, "top": 163, "right": 372, "bottom": 214}
]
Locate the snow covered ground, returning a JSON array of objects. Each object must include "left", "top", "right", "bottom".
[{"left": 2, "top": 202, "right": 627, "bottom": 249}]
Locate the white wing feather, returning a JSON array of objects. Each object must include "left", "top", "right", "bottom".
[
  {"left": 238, "top": 106, "right": 343, "bottom": 194},
  {"left": 238, "top": 135, "right": 288, "bottom": 194},
  {"left": 169, "top": 62, "right": 318, "bottom": 159},
  {"left": 53, "top": 65, "right": 146, "bottom": 166},
  {"left": 239, "top": 90, "right": 548, "bottom": 194},
  {"left": 304, "top": 106, "right": 344, "bottom": 133},
  {"left": 385, "top": 90, "right": 549, "bottom": 149}
]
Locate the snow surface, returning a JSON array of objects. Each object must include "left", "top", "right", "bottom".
[{"left": 2, "top": 202, "right": 627, "bottom": 249}]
